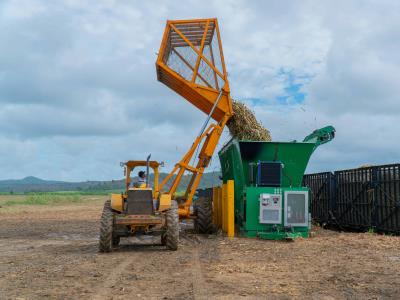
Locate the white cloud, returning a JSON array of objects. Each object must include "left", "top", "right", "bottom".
[{"left": 0, "top": 0, "right": 399, "bottom": 180}]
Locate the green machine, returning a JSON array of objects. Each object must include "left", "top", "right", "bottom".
[{"left": 218, "top": 126, "right": 335, "bottom": 240}]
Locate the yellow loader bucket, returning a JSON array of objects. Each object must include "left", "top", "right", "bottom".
[{"left": 156, "top": 18, "right": 232, "bottom": 122}]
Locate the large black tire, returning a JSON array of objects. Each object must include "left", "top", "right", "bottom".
[
  {"left": 112, "top": 236, "right": 120, "bottom": 247},
  {"left": 194, "top": 197, "right": 214, "bottom": 234},
  {"left": 99, "top": 200, "right": 115, "bottom": 252},
  {"left": 161, "top": 233, "right": 166, "bottom": 246},
  {"left": 165, "top": 200, "right": 179, "bottom": 250}
]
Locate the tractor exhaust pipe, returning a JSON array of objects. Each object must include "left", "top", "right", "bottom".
[{"left": 146, "top": 154, "right": 151, "bottom": 187}]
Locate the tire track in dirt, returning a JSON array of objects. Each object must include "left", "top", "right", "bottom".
[
  {"left": 90, "top": 255, "right": 135, "bottom": 300},
  {"left": 182, "top": 234, "right": 209, "bottom": 300},
  {"left": 192, "top": 247, "right": 208, "bottom": 300}
]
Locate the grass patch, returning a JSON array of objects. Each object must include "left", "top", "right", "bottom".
[
  {"left": 3, "top": 193, "right": 82, "bottom": 206},
  {"left": 70, "top": 190, "right": 123, "bottom": 195},
  {"left": 34, "top": 190, "right": 123, "bottom": 196}
]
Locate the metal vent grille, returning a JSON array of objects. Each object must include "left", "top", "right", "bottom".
[
  {"left": 126, "top": 190, "right": 154, "bottom": 215},
  {"left": 258, "top": 162, "right": 282, "bottom": 187},
  {"left": 262, "top": 209, "right": 280, "bottom": 222}
]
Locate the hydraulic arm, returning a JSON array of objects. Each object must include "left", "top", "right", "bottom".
[{"left": 155, "top": 18, "right": 233, "bottom": 217}]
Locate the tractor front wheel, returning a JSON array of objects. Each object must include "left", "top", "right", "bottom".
[
  {"left": 99, "top": 200, "right": 115, "bottom": 252},
  {"left": 165, "top": 200, "right": 179, "bottom": 250}
]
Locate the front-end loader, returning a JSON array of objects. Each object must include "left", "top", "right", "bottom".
[
  {"left": 99, "top": 156, "right": 179, "bottom": 252},
  {"left": 99, "top": 18, "right": 234, "bottom": 252}
]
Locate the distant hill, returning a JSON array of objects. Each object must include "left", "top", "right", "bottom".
[
  {"left": 0, "top": 172, "right": 221, "bottom": 193},
  {"left": 0, "top": 176, "right": 61, "bottom": 185}
]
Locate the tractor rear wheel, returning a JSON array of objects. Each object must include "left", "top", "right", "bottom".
[
  {"left": 112, "top": 236, "right": 120, "bottom": 247},
  {"left": 165, "top": 200, "right": 179, "bottom": 250},
  {"left": 99, "top": 199, "right": 115, "bottom": 252},
  {"left": 161, "top": 233, "right": 166, "bottom": 246},
  {"left": 194, "top": 197, "right": 214, "bottom": 234}
]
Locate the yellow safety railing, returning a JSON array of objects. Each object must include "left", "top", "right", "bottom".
[{"left": 212, "top": 180, "right": 234, "bottom": 237}]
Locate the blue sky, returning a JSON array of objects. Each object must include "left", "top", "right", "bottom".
[
  {"left": 0, "top": 0, "right": 399, "bottom": 181},
  {"left": 248, "top": 69, "right": 308, "bottom": 106}
]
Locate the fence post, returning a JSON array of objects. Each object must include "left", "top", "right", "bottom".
[
  {"left": 329, "top": 172, "right": 337, "bottom": 224},
  {"left": 371, "top": 166, "right": 378, "bottom": 230}
]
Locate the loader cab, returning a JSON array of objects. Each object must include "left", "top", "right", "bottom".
[
  {"left": 123, "top": 160, "right": 161, "bottom": 197},
  {"left": 110, "top": 160, "right": 162, "bottom": 214},
  {"left": 122, "top": 160, "right": 162, "bottom": 215}
]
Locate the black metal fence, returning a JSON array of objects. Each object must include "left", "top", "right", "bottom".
[{"left": 303, "top": 164, "right": 400, "bottom": 234}]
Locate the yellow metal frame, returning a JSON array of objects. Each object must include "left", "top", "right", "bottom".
[
  {"left": 212, "top": 180, "right": 234, "bottom": 237},
  {"left": 156, "top": 18, "right": 232, "bottom": 122},
  {"left": 156, "top": 18, "right": 233, "bottom": 218},
  {"left": 111, "top": 193, "right": 123, "bottom": 212}
]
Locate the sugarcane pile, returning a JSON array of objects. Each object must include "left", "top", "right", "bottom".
[{"left": 227, "top": 100, "right": 272, "bottom": 141}]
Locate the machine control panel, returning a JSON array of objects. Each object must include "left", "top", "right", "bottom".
[{"left": 259, "top": 193, "right": 282, "bottom": 224}]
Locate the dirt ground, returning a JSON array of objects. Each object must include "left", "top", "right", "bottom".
[{"left": 1, "top": 196, "right": 400, "bottom": 300}]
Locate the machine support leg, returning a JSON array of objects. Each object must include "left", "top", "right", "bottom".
[{"left": 226, "top": 180, "right": 235, "bottom": 238}]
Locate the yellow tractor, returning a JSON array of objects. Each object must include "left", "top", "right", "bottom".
[
  {"left": 99, "top": 18, "right": 233, "bottom": 251},
  {"left": 99, "top": 156, "right": 179, "bottom": 252}
]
